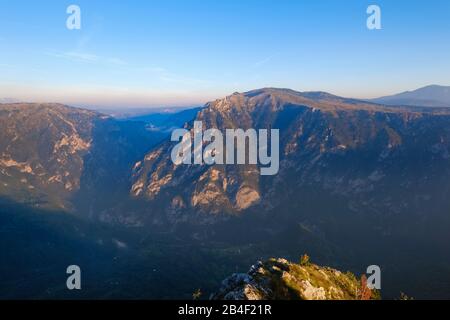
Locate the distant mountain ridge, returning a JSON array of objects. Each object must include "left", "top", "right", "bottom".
[
  {"left": 0, "top": 98, "right": 21, "bottom": 104},
  {"left": 371, "top": 85, "right": 450, "bottom": 107}
]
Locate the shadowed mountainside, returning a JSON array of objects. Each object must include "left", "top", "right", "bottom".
[{"left": 0, "top": 103, "right": 165, "bottom": 211}]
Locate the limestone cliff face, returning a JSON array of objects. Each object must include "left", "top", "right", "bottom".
[
  {"left": 211, "top": 258, "right": 379, "bottom": 300},
  {"left": 130, "top": 92, "right": 266, "bottom": 220}
]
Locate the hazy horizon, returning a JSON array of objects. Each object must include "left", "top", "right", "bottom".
[{"left": 2, "top": 84, "right": 450, "bottom": 111}]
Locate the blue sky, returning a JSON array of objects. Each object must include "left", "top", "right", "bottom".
[{"left": 0, "top": 0, "right": 449, "bottom": 108}]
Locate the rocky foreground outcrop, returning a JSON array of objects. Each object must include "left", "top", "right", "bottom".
[{"left": 212, "top": 257, "right": 380, "bottom": 300}]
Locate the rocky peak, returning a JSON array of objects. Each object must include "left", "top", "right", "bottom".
[{"left": 211, "top": 257, "right": 379, "bottom": 300}]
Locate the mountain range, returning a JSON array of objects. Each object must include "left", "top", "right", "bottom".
[
  {"left": 130, "top": 88, "right": 450, "bottom": 225},
  {"left": 1, "top": 86, "right": 450, "bottom": 299},
  {"left": 0, "top": 98, "right": 20, "bottom": 104},
  {"left": 371, "top": 85, "right": 450, "bottom": 108}
]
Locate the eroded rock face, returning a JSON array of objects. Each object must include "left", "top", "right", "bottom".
[
  {"left": 0, "top": 103, "right": 97, "bottom": 209},
  {"left": 236, "top": 186, "right": 260, "bottom": 210},
  {"left": 0, "top": 103, "right": 160, "bottom": 213},
  {"left": 211, "top": 258, "right": 372, "bottom": 300}
]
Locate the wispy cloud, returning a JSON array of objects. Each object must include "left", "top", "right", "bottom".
[
  {"left": 42, "top": 50, "right": 211, "bottom": 89},
  {"left": 253, "top": 55, "right": 275, "bottom": 68},
  {"left": 61, "top": 52, "right": 99, "bottom": 62},
  {"left": 76, "top": 35, "right": 92, "bottom": 51},
  {"left": 47, "top": 51, "right": 128, "bottom": 66}
]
